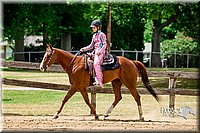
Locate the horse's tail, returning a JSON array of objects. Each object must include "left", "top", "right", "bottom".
[{"left": 132, "top": 60, "right": 160, "bottom": 102}]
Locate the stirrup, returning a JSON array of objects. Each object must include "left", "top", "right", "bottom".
[
  {"left": 93, "top": 81, "right": 100, "bottom": 86},
  {"left": 93, "top": 77, "right": 99, "bottom": 85},
  {"left": 93, "top": 77, "right": 104, "bottom": 89}
]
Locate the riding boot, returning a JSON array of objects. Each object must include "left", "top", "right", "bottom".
[{"left": 93, "top": 77, "right": 104, "bottom": 89}]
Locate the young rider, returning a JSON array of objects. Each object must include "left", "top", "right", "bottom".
[{"left": 80, "top": 20, "right": 107, "bottom": 89}]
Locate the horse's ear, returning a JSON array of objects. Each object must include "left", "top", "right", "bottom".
[
  {"left": 48, "top": 44, "right": 53, "bottom": 51},
  {"left": 45, "top": 43, "right": 53, "bottom": 50}
]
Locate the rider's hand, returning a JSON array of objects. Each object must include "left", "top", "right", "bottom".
[
  {"left": 96, "top": 51, "right": 100, "bottom": 55},
  {"left": 79, "top": 49, "right": 84, "bottom": 53}
]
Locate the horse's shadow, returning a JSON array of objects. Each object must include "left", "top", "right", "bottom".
[
  {"left": 101, "top": 118, "right": 171, "bottom": 123},
  {"left": 59, "top": 114, "right": 172, "bottom": 123},
  {"left": 79, "top": 115, "right": 171, "bottom": 123}
]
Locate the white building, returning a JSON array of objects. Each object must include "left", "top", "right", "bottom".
[{"left": 1, "top": 35, "right": 43, "bottom": 60}]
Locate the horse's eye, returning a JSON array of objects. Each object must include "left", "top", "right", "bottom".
[{"left": 46, "top": 50, "right": 53, "bottom": 56}]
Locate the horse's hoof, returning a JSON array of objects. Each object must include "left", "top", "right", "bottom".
[
  {"left": 139, "top": 117, "right": 144, "bottom": 122},
  {"left": 53, "top": 114, "right": 59, "bottom": 119},
  {"left": 95, "top": 116, "right": 99, "bottom": 120},
  {"left": 104, "top": 114, "right": 109, "bottom": 120}
]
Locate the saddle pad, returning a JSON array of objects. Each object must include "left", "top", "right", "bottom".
[
  {"left": 85, "top": 54, "right": 120, "bottom": 71},
  {"left": 101, "top": 54, "right": 120, "bottom": 71}
]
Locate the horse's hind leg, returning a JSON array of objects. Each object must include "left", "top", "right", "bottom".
[
  {"left": 128, "top": 86, "right": 144, "bottom": 121},
  {"left": 104, "top": 79, "right": 122, "bottom": 119},
  {"left": 80, "top": 89, "right": 99, "bottom": 120},
  {"left": 53, "top": 86, "right": 77, "bottom": 119}
]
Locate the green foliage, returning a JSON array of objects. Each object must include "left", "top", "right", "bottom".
[
  {"left": 3, "top": 3, "right": 147, "bottom": 52},
  {"left": 143, "top": 20, "right": 152, "bottom": 43},
  {"left": 161, "top": 31, "right": 198, "bottom": 67},
  {"left": 144, "top": 19, "right": 177, "bottom": 43},
  {"left": 110, "top": 4, "right": 146, "bottom": 51},
  {"left": 161, "top": 24, "right": 177, "bottom": 41},
  {"left": 161, "top": 32, "right": 198, "bottom": 54},
  {"left": 3, "top": 2, "right": 199, "bottom": 63},
  {"left": 175, "top": 3, "right": 199, "bottom": 43}
]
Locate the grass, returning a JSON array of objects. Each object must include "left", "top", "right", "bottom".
[
  {"left": 1, "top": 68, "right": 198, "bottom": 120},
  {"left": 2, "top": 68, "right": 198, "bottom": 89},
  {"left": 2, "top": 90, "right": 65, "bottom": 104},
  {"left": 147, "top": 67, "right": 198, "bottom": 72},
  {"left": 1, "top": 68, "right": 69, "bottom": 84},
  {"left": 2, "top": 90, "right": 198, "bottom": 120}
]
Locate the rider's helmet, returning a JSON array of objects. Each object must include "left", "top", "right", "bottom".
[{"left": 90, "top": 20, "right": 102, "bottom": 28}]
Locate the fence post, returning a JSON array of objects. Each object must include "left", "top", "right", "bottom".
[
  {"left": 0, "top": 74, "right": 2, "bottom": 130},
  {"left": 168, "top": 72, "right": 180, "bottom": 117},
  {"left": 121, "top": 48, "right": 124, "bottom": 57},
  {"left": 135, "top": 51, "right": 138, "bottom": 60},
  {"left": 186, "top": 53, "right": 189, "bottom": 68},
  {"left": 90, "top": 86, "right": 96, "bottom": 115},
  {"left": 149, "top": 52, "right": 151, "bottom": 67},
  {"left": 28, "top": 52, "right": 31, "bottom": 62},
  {"left": 3, "top": 45, "right": 6, "bottom": 60},
  {"left": 174, "top": 51, "right": 176, "bottom": 68}
]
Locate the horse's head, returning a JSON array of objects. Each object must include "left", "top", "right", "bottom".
[{"left": 40, "top": 44, "right": 58, "bottom": 72}]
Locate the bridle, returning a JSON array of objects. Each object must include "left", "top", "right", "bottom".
[
  {"left": 45, "top": 49, "right": 55, "bottom": 68},
  {"left": 42, "top": 49, "right": 81, "bottom": 73}
]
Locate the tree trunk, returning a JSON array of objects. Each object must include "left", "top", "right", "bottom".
[
  {"left": 151, "top": 26, "right": 162, "bottom": 67},
  {"left": 14, "top": 29, "right": 25, "bottom": 61},
  {"left": 61, "top": 33, "right": 71, "bottom": 51},
  {"left": 151, "top": 13, "right": 179, "bottom": 67},
  {"left": 107, "top": 2, "right": 111, "bottom": 53},
  {"left": 43, "top": 23, "right": 48, "bottom": 47}
]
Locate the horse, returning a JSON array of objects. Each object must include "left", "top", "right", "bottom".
[
  {"left": 178, "top": 106, "right": 195, "bottom": 119},
  {"left": 39, "top": 44, "right": 159, "bottom": 121}
]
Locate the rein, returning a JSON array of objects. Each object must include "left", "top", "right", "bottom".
[
  {"left": 65, "top": 51, "right": 81, "bottom": 72},
  {"left": 44, "top": 49, "right": 81, "bottom": 73}
]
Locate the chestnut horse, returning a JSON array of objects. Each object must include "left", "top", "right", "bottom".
[{"left": 40, "top": 44, "right": 159, "bottom": 121}]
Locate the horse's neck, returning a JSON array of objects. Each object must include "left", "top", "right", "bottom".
[{"left": 56, "top": 49, "right": 74, "bottom": 69}]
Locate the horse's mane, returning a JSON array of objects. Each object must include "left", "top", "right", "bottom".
[{"left": 54, "top": 48, "right": 75, "bottom": 59}]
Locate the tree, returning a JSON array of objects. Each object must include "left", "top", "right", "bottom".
[
  {"left": 3, "top": 3, "right": 91, "bottom": 57},
  {"left": 161, "top": 32, "right": 198, "bottom": 67},
  {"left": 175, "top": 3, "right": 199, "bottom": 49},
  {"left": 146, "top": 3, "right": 199, "bottom": 67},
  {"left": 3, "top": 4, "right": 33, "bottom": 61},
  {"left": 58, "top": 4, "right": 90, "bottom": 50},
  {"left": 83, "top": 3, "right": 147, "bottom": 61},
  {"left": 111, "top": 3, "right": 147, "bottom": 52},
  {"left": 146, "top": 4, "right": 180, "bottom": 67}
]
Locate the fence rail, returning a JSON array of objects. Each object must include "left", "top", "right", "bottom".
[
  {"left": 2, "top": 61, "right": 199, "bottom": 116},
  {"left": 2, "top": 61, "right": 199, "bottom": 79},
  {"left": 2, "top": 78, "right": 198, "bottom": 96},
  {"left": 3, "top": 50, "right": 199, "bottom": 68}
]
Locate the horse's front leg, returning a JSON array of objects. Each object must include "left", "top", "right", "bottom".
[
  {"left": 104, "top": 79, "right": 122, "bottom": 119},
  {"left": 53, "top": 86, "right": 77, "bottom": 119},
  {"left": 80, "top": 89, "right": 99, "bottom": 120}
]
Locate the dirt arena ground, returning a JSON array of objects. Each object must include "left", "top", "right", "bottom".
[
  {"left": 2, "top": 114, "right": 198, "bottom": 132},
  {"left": 2, "top": 87, "right": 199, "bottom": 132}
]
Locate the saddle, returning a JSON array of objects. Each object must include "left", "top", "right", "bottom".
[{"left": 84, "top": 53, "right": 120, "bottom": 75}]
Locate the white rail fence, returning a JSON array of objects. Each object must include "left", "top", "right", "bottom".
[{"left": 3, "top": 50, "right": 199, "bottom": 68}]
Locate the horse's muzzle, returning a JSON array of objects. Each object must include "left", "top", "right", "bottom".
[{"left": 39, "top": 64, "right": 47, "bottom": 72}]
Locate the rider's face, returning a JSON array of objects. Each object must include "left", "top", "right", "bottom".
[{"left": 92, "top": 27, "right": 98, "bottom": 33}]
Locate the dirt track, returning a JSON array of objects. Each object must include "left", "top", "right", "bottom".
[{"left": 2, "top": 115, "right": 198, "bottom": 132}]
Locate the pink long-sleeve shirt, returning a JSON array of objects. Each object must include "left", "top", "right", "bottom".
[{"left": 82, "top": 30, "right": 107, "bottom": 55}]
